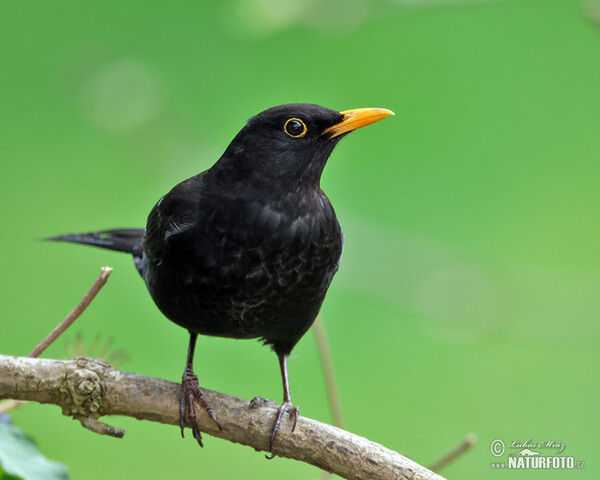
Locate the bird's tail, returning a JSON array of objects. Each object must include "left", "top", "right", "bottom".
[{"left": 46, "top": 228, "right": 144, "bottom": 255}]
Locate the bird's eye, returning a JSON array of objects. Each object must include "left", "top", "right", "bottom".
[{"left": 284, "top": 118, "right": 307, "bottom": 138}]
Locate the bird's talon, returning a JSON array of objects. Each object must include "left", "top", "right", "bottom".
[
  {"left": 192, "top": 385, "right": 221, "bottom": 430},
  {"left": 291, "top": 406, "right": 299, "bottom": 432},
  {"left": 210, "top": 413, "right": 223, "bottom": 432},
  {"left": 207, "top": 408, "right": 223, "bottom": 430},
  {"left": 250, "top": 396, "right": 265, "bottom": 408},
  {"left": 179, "top": 367, "right": 218, "bottom": 446},
  {"left": 192, "top": 427, "right": 204, "bottom": 448},
  {"left": 179, "top": 413, "right": 186, "bottom": 438},
  {"left": 268, "top": 401, "right": 298, "bottom": 454}
]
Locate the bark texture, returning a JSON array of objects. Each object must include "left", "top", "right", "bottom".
[{"left": 0, "top": 354, "right": 445, "bottom": 480}]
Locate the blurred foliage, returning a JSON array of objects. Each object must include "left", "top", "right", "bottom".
[
  {"left": 64, "top": 333, "right": 130, "bottom": 367},
  {"left": 0, "top": 0, "right": 599, "bottom": 478},
  {"left": 0, "top": 419, "right": 69, "bottom": 480}
]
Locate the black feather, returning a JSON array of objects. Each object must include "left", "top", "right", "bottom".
[{"left": 46, "top": 228, "right": 144, "bottom": 254}]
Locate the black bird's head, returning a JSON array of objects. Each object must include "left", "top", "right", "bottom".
[{"left": 213, "top": 103, "right": 393, "bottom": 190}]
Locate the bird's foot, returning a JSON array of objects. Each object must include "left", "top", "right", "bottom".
[
  {"left": 249, "top": 396, "right": 278, "bottom": 409},
  {"left": 179, "top": 367, "right": 222, "bottom": 447},
  {"left": 266, "top": 401, "right": 299, "bottom": 459}
]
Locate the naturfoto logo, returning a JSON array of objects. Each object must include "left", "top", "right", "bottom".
[{"left": 489, "top": 438, "right": 584, "bottom": 470}]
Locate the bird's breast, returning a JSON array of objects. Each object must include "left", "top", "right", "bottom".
[{"left": 144, "top": 191, "right": 343, "bottom": 340}]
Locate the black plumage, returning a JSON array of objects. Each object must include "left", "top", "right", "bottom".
[{"left": 49, "top": 103, "right": 393, "bottom": 451}]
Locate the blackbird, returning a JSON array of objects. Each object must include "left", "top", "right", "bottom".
[{"left": 49, "top": 103, "right": 393, "bottom": 452}]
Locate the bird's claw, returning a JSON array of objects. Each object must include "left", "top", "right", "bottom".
[
  {"left": 266, "top": 401, "right": 299, "bottom": 459},
  {"left": 179, "top": 367, "right": 221, "bottom": 447}
]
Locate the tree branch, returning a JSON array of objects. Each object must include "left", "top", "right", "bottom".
[
  {"left": 428, "top": 433, "right": 476, "bottom": 472},
  {"left": 0, "top": 354, "right": 445, "bottom": 480}
]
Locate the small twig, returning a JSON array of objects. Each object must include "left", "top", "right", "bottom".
[
  {"left": 313, "top": 316, "right": 343, "bottom": 429},
  {"left": 79, "top": 416, "right": 125, "bottom": 438},
  {"left": 0, "top": 267, "right": 114, "bottom": 415},
  {"left": 428, "top": 433, "right": 477, "bottom": 472},
  {"left": 0, "top": 399, "right": 26, "bottom": 415},
  {"left": 28, "top": 267, "right": 113, "bottom": 358},
  {"left": 313, "top": 317, "right": 344, "bottom": 480}
]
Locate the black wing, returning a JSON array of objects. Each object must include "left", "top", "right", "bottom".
[{"left": 144, "top": 173, "right": 205, "bottom": 268}]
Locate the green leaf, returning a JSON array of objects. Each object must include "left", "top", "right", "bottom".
[
  {"left": 0, "top": 422, "right": 68, "bottom": 480},
  {"left": 1, "top": 462, "right": 24, "bottom": 480}
]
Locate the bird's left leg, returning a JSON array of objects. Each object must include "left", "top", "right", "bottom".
[
  {"left": 180, "top": 332, "right": 221, "bottom": 447},
  {"left": 267, "top": 352, "right": 299, "bottom": 457}
]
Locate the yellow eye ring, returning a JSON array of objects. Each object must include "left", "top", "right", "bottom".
[{"left": 284, "top": 118, "right": 307, "bottom": 138}]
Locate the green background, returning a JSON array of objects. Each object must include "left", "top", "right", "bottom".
[{"left": 1, "top": 0, "right": 598, "bottom": 478}]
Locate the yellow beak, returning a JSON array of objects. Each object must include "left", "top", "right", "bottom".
[{"left": 324, "top": 108, "right": 395, "bottom": 138}]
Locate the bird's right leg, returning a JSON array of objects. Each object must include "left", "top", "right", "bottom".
[
  {"left": 266, "top": 352, "right": 299, "bottom": 457},
  {"left": 179, "top": 332, "right": 221, "bottom": 446}
]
